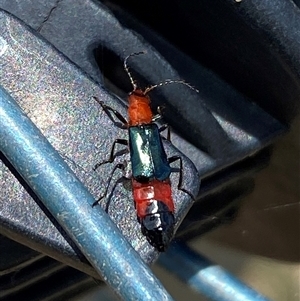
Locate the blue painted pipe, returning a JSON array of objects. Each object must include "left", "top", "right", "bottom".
[
  {"left": 158, "top": 243, "right": 271, "bottom": 301},
  {"left": 0, "top": 86, "right": 173, "bottom": 301}
]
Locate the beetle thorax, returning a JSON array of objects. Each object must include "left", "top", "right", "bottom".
[{"left": 128, "top": 90, "right": 153, "bottom": 126}]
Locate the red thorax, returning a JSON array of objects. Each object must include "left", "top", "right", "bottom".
[{"left": 128, "top": 89, "right": 153, "bottom": 126}]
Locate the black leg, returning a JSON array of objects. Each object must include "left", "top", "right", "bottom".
[
  {"left": 168, "top": 155, "right": 195, "bottom": 200},
  {"left": 104, "top": 177, "right": 125, "bottom": 212},
  {"left": 92, "top": 163, "right": 125, "bottom": 210},
  {"left": 152, "top": 113, "right": 162, "bottom": 122},
  {"left": 93, "top": 96, "right": 128, "bottom": 128},
  {"left": 152, "top": 105, "right": 165, "bottom": 122},
  {"left": 157, "top": 105, "right": 165, "bottom": 115},
  {"left": 93, "top": 139, "right": 128, "bottom": 171},
  {"left": 159, "top": 124, "right": 171, "bottom": 141}
]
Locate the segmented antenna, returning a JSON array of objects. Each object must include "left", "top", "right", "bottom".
[
  {"left": 144, "top": 79, "right": 199, "bottom": 95},
  {"left": 124, "top": 51, "right": 146, "bottom": 91},
  {"left": 124, "top": 51, "right": 199, "bottom": 95}
]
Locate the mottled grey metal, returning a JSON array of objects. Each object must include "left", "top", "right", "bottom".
[
  {"left": 0, "top": 85, "right": 173, "bottom": 301},
  {"left": 0, "top": 9, "right": 199, "bottom": 270}
]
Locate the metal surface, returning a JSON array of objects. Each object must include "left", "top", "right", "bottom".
[
  {"left": 0, "top": 1, "right": 285, "bottom": 173},
  {"left": 0, "top": 8, "right": 199, "bottom": 268},
  {"left": 159, "top": 243, "right": 271, "bottom": 301},
  {"left": 0, "top": 1, "right": 294, "bottom": 300},
  {"left": 0, "top": 1, "right": 287, "bottom": 248},
  {"left": 0, "top": 86, "right": 174, "bottom": 301},
  {"left": 0, "top": 235, "right": 97, "bottom": 300},
  {"left": 0, "top": 2, "right": 285, "bottom": 244},
  {"left": 106, "top": 0, "right": 300, "bottom": 125}
]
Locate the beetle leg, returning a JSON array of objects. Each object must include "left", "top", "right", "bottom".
[
  {"left": 168, "top": 155, "right": 195, "bottom": 200},
  {"left": 92, "top": 163, "right": 126, "bottom": 211},
  {"left": 93, "top": 139, "right": 128, "bottom": 170},
  {"left": 93, "top": 96, "right": 128, "bottom": 129},
  {"left": 159, "top": 124, "right": 171, "bottom": 141}
]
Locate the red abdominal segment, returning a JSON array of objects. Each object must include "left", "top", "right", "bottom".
[{"left": 132, "top": 179, "right": 174, "bottom": 218}]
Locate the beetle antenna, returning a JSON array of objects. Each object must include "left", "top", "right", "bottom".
[
  {"left": 144, "top": 79, "right": 199, "bottom": 95},
  {"left": 124, "top": 51, "right": 146, "bottom": 91}
]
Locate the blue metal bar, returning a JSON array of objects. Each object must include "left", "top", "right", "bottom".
[
  {"left": 0, "top": 86, "right": 173, "bottom": 301},
  {"left": 158, "top": 243, "right": 271, "bottom": 301}
]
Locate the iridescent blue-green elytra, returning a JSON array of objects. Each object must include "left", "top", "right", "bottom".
[{"left": 128, "top": 124, "right": 171, "bottom": 182}]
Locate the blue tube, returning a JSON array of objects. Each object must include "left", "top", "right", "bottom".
[
  {"left": 158, "top": 243, "right": 271, "bottom": 301},
  {"left": 0, "top": 86, "right": 173, "bottom": 301}
]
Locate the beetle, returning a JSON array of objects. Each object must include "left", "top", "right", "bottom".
[{"left": 93, "top": 52, "right": 197, "bottom": 251}]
